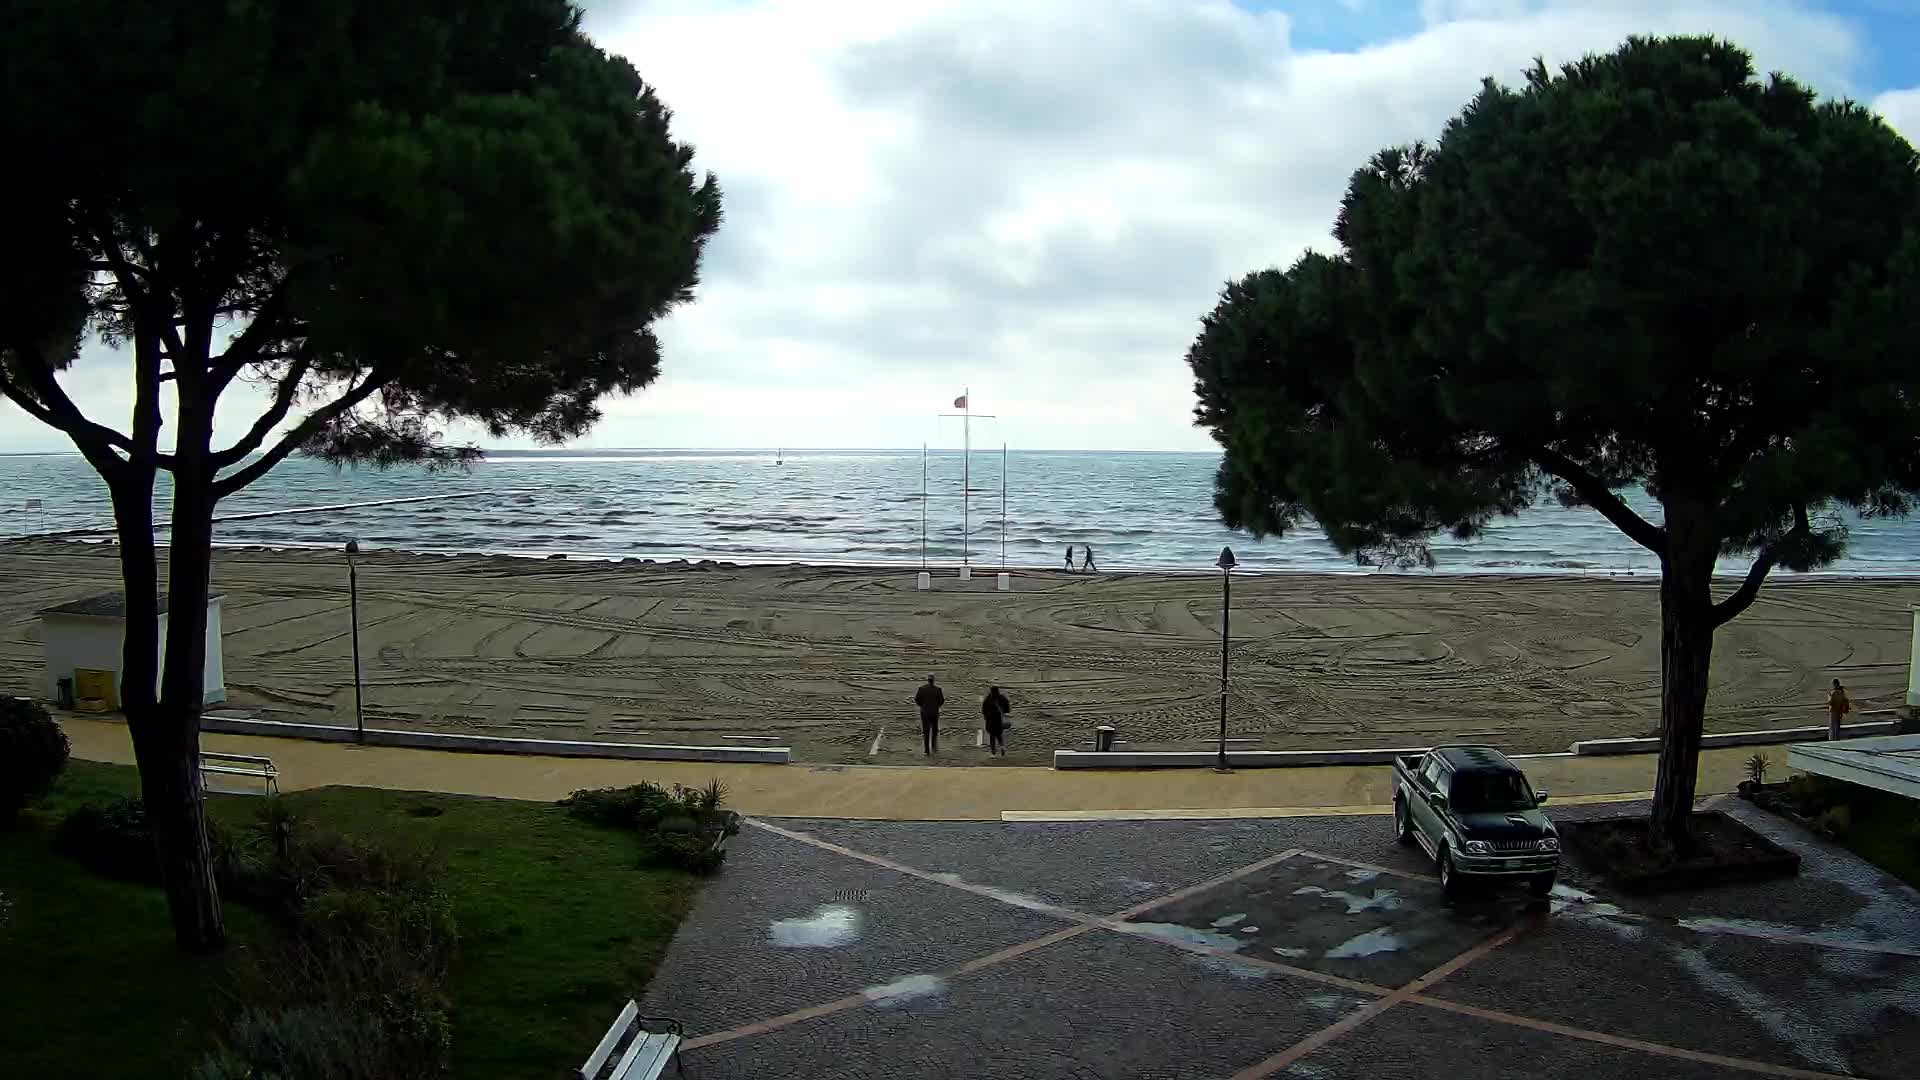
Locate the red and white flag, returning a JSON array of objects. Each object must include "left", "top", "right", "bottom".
[{"left": 953, "top": 393, "right": 968, "bottom": 409}]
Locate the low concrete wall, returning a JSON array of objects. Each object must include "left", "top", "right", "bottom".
[
  {"left": 1570, "top": 719, "right": 1900, "bottom": 757},
  {"left": 1053, "top": 747, "right": 1427, "bottom": 770},
  {"left": 198, "top": 714, "right": 790, "bottom": 764}
]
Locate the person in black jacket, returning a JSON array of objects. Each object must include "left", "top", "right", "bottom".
[
  {"left": 914, "top": 675, "right": 946, "bottom": 755},
  {"left": 982, "top": 685, "right": 1012, "bottom": 756}
]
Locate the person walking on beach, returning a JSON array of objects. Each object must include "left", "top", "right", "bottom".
[
  {"left": 1827, "top": 678, "right": 1852, "bottom": 740},
  {"left": 982, "top": 685, "right": 1012, "bottom": 756},
  {"left": 1064, "top": 545, "right": 1075, "bottom": 572},
  {"left": 915, "top": 674, "right": 946, "bottom": 755},
  {"left": 1081, "top": 544, "right": 1097, "bottom": 572}
]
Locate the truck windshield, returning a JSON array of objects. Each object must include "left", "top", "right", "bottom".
[{"left": 1448, "top": 771, "right": 1536, "bottom": 813}]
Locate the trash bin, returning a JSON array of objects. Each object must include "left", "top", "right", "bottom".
[
  {"left": 56, "top": 676, "right": 75, "bottom": 711},
  {"left": 1094, "top": 725, "right": 1116, "bottom": 752}
]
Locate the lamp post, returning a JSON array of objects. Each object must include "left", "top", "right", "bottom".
[
  {"left": 345, "top": 539, "right": 364, "bottom": 745},
  {"left": 1215, "top": 546, "right": 1236, "bottom": 772}
]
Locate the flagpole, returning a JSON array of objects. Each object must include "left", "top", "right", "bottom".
[
  {"left": 1001, "top": 442, "right": 1007, "bottom": 570},
  {"left": 921, "top": 442, "right": 927, "bottom": 568},
  {"left": 962, "top": 386, "right": 970, "bottom": 569}
]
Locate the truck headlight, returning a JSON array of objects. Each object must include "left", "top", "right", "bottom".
[
  {"left": 1464, "top": 840, "right": 1491, "bottom": 854},
  {"left": 1537, "top": 836, "right": 1559, "bottom": 852}
]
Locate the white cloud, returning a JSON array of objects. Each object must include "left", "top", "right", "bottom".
[
  {"left": 1873, "top": 86, "right": 1920, "bottom": 141},
  {"left": 2, "top": 0, "right": 1874, "bottom": 453}
]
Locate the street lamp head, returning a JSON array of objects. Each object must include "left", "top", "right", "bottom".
[
  {"left": 1216, "top": 546, "right": 1236, "bottom": 571},
  {"left": 344, "top": 539, "right": 359, "bottom": 556}
]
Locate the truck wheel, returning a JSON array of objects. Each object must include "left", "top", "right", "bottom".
[
  {"left": 1393, "top": 797, "right": 1414, "bottom": 845},
  {"left": 1439, "top": 848, "right": 1464, "bottom": 900},
  {"left": 1529, "top": 873, "right": 1556, "bottom": 899}
]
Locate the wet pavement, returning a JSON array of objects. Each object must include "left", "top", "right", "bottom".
[{"left": 641, "top": 800, "right": 1920, "bottom": 1079}]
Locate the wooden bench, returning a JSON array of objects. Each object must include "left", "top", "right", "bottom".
[
  {"left": 199, "top": 751, "right": 278, "bottom": 796},
  {"left": 579, "top": 1001, "right": 685, "bottom": 1080}
]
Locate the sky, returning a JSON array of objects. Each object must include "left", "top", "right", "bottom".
[{"left": 9, "top": 0, "right": 1920, "bottom": 454}]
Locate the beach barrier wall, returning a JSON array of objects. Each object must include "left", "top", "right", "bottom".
[
  {"left": 1569, "top": 719, "right": 1900, "bottom": 756},
  {"left": 198, "top": 714, "right": 790, "bottom": 764},
  {"left": 1053, "top": 747, "right": 1428, "bottom": 769}
]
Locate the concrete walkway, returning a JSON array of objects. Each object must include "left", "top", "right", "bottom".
[{"left": 62, "top": 717, "right": 1769, "bottom": 819}]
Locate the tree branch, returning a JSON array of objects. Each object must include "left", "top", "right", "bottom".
[
  {"left": 1530, "top": 446, "right": 1667, "bottom": 554},
  {"left": 211, "top": 351, "right": 313, "bottom": 468},
  {"left": 212, "top": 369, "right": 388, "bottom": 499},
  {"left": 86, "top": 215, "right": 189, "bottom": 362},
  {"left": 1711, "top": 504, "right": 1810, "bottom": 628},
  {"left": 207, "top": 284, "right": 293, "bottom": 391},
  {"left": 0, "top": 356, "right": 131, "bottom": 479}
]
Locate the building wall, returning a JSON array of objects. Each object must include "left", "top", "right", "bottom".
[
  {"left": 41, "top": 616, "right": 143, "bottom": 704},
  {"left": 41, "top": 600, "right": 227, "bottom": 707}
]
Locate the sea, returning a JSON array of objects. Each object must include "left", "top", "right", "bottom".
[{"left": 2, "top": 448, "right": 1917, "bottom": 577}]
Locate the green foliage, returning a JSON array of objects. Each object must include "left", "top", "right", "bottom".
[
  {"left": 1814, "top": 804, "right": 1853, "bottom": 838},
  {"left": 55, "top": 796, "right": 159, "bottom": 881},
  {"left": 6, "top": 764, "right": 704, "bottom": 1080},
  {"left": 191, "top": 1006, "right": 391, "bottom": 1080},
  {"left": 1190, "top": 35, "right": 1920, "bottom": 572},
  {"left": 564, "top": 780, "right": 736, "bottom": 874},
  {"left": 1744, "top": 753, "right": 1771, "bottom": 785},
  {"left": 0, "top": 698, "right": 69, "bottom": 820}
]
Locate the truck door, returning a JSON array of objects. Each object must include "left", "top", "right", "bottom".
[{"left": 1413, "top": 756, "right": 1449, "bottom": 841}]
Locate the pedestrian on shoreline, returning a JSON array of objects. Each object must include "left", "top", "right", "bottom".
[
  {"left": 915, "top": 674, "right": 946, "bottom": 755},
  {"left": 982, "top": 685, "right": 1012, "bottom": 756},
  {"left": 1827, "top": 678, "right": 1851, "bottom": 741},
  {"left": 1064, "top": 545, "right": 1074, "bottom": 572},
  {"left": 1081, "top": 544, "right": 1097, "bottom": 572}
]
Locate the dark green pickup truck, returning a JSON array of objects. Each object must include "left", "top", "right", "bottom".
[{"left": 1391, "top": 745, "right": 1560, "bottom": 899}]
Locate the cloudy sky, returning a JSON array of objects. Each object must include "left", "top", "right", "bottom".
[{"left": 9, "top": 0, "right": 1920, "bottom": 454}]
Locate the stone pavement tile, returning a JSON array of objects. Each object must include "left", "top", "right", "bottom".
[
  {"left": 1426, "top": 909, "right": 1919, "bottom": 1077},
  {"left": 680, "top": 925, "right": 1367, "bottom": 1080},
  {"left": 1284, "top": 997, "right": 1765, "bottom": 1080},
  {"left": 639, "top": 828, "right": 1068, "bottom": 1036},
  {"left": 1123, "top": 856, "right": 1522, "bottom": 988},
  {"left": 782, "top": 816, "right": 1437, "bottom": 915}
]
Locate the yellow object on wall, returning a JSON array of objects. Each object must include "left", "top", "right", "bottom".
[{"left": 73, "top": 668, "right": 117, "bottom": 711}]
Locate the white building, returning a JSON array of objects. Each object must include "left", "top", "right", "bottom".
[{"left": 38, "top": 592, "right": 226, "bottom": 708}]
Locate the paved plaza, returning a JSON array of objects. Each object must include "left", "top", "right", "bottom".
[{"left": 642, "top": 801, "right": 1920, "bottom": 1079}]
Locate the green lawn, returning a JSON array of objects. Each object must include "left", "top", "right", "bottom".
[{"left": 0, "top": 761, "right": 705, "bottom": 1080}]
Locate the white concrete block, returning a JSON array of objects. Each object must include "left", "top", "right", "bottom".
[
  {"left": 997, "top": 573, "right": 1010, "bottom": 591},
  {"left": 916, "top": 571, "right": 931, "bottom": 591},
  {"left": 958, "top": 566, "right": 971, "bottom": 580}
]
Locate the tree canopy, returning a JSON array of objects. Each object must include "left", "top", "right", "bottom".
[
  {"left": 0, "top": 0, "right": 721, "bottom": 949},
  {"left": 1188, "top": 35, "right": 1920, "bottom": 846}
]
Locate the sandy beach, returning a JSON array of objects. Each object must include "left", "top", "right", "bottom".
[{"left": 2, "top": 540, "right": 1913, "bottom": 765}]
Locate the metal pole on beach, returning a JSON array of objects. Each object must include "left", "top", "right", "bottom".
[
  {"left": 1215, "top": 546, "right": 1236, "bottom": 772},
  {"left": 962, "top": 387, "right": 970, "bottom": 570},
  {"left": 1001, "top": 443, "right": 1007, "bottom": 570},
  {"left": 921, "top": 443, "right": 928, "bottom": 568},
  {"left": 345, "top": 539, "right": 365, "bottom": 745}
]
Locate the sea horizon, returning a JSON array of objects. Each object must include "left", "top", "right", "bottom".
[{"left": 5, "top": 448, "right": 1919, "bottom": 578}]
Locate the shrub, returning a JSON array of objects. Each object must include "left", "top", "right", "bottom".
[
  {"left": 0, "top": 697, "right": 69, "bottom": 821},
  {"left": 1744, "top": 753, "right": 1770, "bottom": 786},
  {"left": 639, "top": 830, "right": 727, "bottom": 875},
  {"left": 561, "top": 781, "right": 682, "bottom": 830},
  {"left": 1815, "top": 804, "right": 1853, "bottom": 838},
  {"left": 1785, "top": 773, "right": 1847, "bottom": 816},
  {"left": 54, "top": 796, "right": 158, "bottom": 881},
  {"left": 192, "top": 1005, "right": 391, "bottom": 1080}
]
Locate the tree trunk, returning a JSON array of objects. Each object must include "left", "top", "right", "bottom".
[
  {"left": 151, "top": 407, "right": 226, "bottom": 952},
  {"left": 1649, "top": 505, "right": 1718, "bottom": 854},
  {"left": 106, "top": 460, "right": 225, "bottom": 950}
]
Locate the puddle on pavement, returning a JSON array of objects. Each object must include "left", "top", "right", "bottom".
[
  {"left": 1548, "top": 884, "right": 1631, "bottom": 920},
  {"left": 1210, "top": 912, "right": 1248, "bottom": 928},
  {"left": 926, "top": 872, "right": 1065, "bottom": 916},
  {"left": 770, "top": 903, "right": 860, "bottom": 948},
  {"left": 1292, "top": 885, "right": 1403, "bottom": 914},
  {"left": 1677, "top": 916, "right": 1920, "bottom": 955},
  {"left": 1127, "top": 922, "right": 1250, "bottom": 952},
  {"left": 1271, "top": 946, "right": 1309, "bottom": 958},
  {"left": 863, "top": 973, "right": 946, "bottom": 1006},
  {"left": 1343, "top": 868, "right": 1379, "bottom": 883},
  {"left": 1324, "top": 926, "right": 1407, "bottom": 959}
]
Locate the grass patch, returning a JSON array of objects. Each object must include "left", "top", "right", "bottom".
[{"left": 0, "top": 762, "right": 704, "bottom": 1080}]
